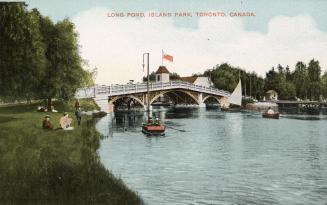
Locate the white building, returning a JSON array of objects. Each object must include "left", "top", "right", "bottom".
[
  {"left": 265, "top": 90, "right": 278, "bottom": 100},
  {"left": 180, "top": 76, "right": 213, "bottom": 87},
  {"left": 155, "top": 66, "right": 170, "bottom": 82}
]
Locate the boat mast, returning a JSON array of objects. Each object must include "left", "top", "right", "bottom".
[{"left": 143, "top": 52, "right": 150, "bottom": 119}]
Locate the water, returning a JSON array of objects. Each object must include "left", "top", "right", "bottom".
[{"left": 97, "top": 107, "right": 327, "bottom": 205}]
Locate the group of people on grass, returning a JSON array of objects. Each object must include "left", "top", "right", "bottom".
[{"left": 42, "top": 99, "right": 82, "bottom": 130}]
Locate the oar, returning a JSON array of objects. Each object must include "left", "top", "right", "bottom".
[{"left": 165, "top": 125, "right": 187, "bottom": 132}]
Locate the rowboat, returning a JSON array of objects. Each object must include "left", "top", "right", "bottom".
[
  {"left": 142, "top": 121, "right": 165, "bottom": 136},
  {"left": 262, "top": 112, "right": 280, "bottom": 119}
]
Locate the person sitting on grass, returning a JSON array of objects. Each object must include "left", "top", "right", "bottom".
[
  {"left": 38, "top": 106, "right": 47, "bottom": 112},
  {"left": 59, "top": 113, "right": 74, "bottom": 130},
  {"left": 42, "top": 115, "right": 53, "bottom": 129},
  {"left": 51, "top": 105, "right": 58, "bottom": 113}
]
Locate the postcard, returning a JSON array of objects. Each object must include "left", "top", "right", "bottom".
[{"left": 1, "top": 0, "right": 327, "bottom": 204}]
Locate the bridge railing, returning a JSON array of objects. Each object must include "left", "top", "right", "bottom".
[{"left": 75, "top": 81, "right": 230, "bottom": 99}]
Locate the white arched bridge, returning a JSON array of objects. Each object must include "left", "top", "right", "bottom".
[{"left": 75, "top": 81, "right": 231, "bottom": 113}]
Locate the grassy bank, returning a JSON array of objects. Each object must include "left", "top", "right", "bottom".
[{"left": 0, "top": 100, "right": 142, "bottom": 204}]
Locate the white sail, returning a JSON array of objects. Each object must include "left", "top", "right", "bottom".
[{"left": 228, "top": 80, "right": 242, "bottom": 106}]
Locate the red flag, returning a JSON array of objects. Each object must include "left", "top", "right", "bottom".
[{"left": 163, "top": 54, "right": 173, "bottom": 62}]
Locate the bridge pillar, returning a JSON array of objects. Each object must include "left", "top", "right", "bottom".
[
  {"left": 197, "top": 93, "right": 206, "bottom": 107},
  {"left": 94, "top": 97, "right": 110, "bottom": 113},
  {"left": 108, "top": 101, "right": 114, "bottom": 113}
]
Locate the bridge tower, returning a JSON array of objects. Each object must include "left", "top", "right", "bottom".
[{"left": 155, "top": 66, "right": 170, "bottom": 82}]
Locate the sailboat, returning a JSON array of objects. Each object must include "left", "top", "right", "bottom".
[
  {"left": 221, "top": 79, "right": 242, "bottom": 112},
  {"left": 141, "top": 53, "right": 165, "bottom": 136}
]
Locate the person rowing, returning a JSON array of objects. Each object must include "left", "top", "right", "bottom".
[{"left": 267, "top": 107, "right": 275, "bottom": 114}]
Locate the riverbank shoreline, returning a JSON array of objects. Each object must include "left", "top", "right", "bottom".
[{"left": 0, "top": 99, "right": 142, "bottom": 204}]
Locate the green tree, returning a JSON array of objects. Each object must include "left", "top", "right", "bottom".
[
  {"left": 142, "top": 71, "right": 156, "bottom": 82},
  {"left": 37, "top": 16, "right": 89, "bottom": 109},
  {"left": 321, "top": 72, "right": 327, "bottom": 99},
  {"left": 170, "top": 72, "right": 180, "bottom": 80},
  {"left": 307, "top": 59, "right": 321, "bottom": 100},
  {"left": 0, "top": 3, "right": 46, "bottom": 101},
  {"left": 264, "top": 67, "right": 279, "bottom": 91},
  {"left": 293, "top": 61, "right": 308, "bottom": 100},
  {"left": 210, "top": 63, "right": 239, "bottom": 92},
  {"left": 203, "top": 63, "right": 264, "bottom": 99},
  {"left": 265, "top": 65, "right": 296, "bottom": 100},
  {"left": 143, "top": 72, "right": 180, "bottom": 82}
]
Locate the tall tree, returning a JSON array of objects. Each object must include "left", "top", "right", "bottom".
[
  {"left": 265, "top": 65, "right": 296, "bottom": 100},
  {"left": 293, "top": 61, "right": 308, "bottom": 100},
  {"left": 321, "top": 72, "right": 327, "bottom": 98},
  {"left": 37, "top": 16, "right": 89, "bottom": 108},
  {"left": 0, "top": 3, "right": 46, "bottom": 101},
  {"left": 307, "top": 59, "right": 321, "bottom": 100}
]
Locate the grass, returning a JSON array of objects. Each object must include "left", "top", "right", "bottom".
[{"left": 0, "top": 99, "right": 142, "bottom": 205}]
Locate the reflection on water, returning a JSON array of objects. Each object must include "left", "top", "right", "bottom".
[
  {"left": 282, "top": 114, "right": 327, "bottom": 121},
  {"left": 98, "top": 107, "right": 327, "bottom": 205}
]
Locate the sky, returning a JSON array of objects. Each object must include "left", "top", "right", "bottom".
[{"left": 25, "top": 0, "right": 327, "bottom": 84}]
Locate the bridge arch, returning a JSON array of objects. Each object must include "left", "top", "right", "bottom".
[
  {"left": 150, "top": 90, "right": 199, "bottom": 105},
  {"left": 109, "top": 95, "right": 145, "bottom": 108},
  {"left": 202, "top": 95, "right": 221, "bottom": 104}
]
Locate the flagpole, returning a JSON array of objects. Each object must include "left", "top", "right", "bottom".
[{"left": 161, "top": 49, "right": 163, "bottom": 66}]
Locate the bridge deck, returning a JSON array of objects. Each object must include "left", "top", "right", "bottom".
[{"left": 76, "top": 81, "right": 231, "bottom": 99}]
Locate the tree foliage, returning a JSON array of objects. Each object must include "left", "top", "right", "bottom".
[
  {"left": 142, "top": 72, "right": 180, "bottom": 82},
  {"left": 203, "top": 63, "right": 265, "bottom": 99},
  {"left": 201, "top": 60, "right": 326, "bottom": 101},
  {"left": 0, "top": 3, "right": 46, "bottom": 101},
  {"left": 0, "top": 3, "right": 93, "bottom": 103}
]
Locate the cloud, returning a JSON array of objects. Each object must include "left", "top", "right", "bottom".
[{"left": 73, "top": 8, "right": 327, "bottom": 84}]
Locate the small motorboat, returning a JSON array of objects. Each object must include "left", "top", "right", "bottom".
[
  {"left": 142, "top": 118, "right": 165, "bottom": 136},
  {"left": 262, "top": 112, "right": 280, "bottom": 119}
]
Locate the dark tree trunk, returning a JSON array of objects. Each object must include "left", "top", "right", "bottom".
[{"left": 47, "top": 97, "right": 52, "bottom": 111}]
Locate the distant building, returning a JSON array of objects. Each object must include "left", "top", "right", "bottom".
[
  {"left": 154, "top": 66, "right": 213, "bottom": 87},
  {"left": 265, "top": 90, "right": 278, "bottom": 100},
  {"left": 180, "top": 76, "right": 213, "bottom": 87},
  {"left": 155, "top": 66, "right": 170, "bottom": 82}
]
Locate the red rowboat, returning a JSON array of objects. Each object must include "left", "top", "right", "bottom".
[
  {"left": 142, "top": 118, "right": 165, "bottom": 135},
  {"left": 142, "top": 123, "right": 165, "bottom": 136}
]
